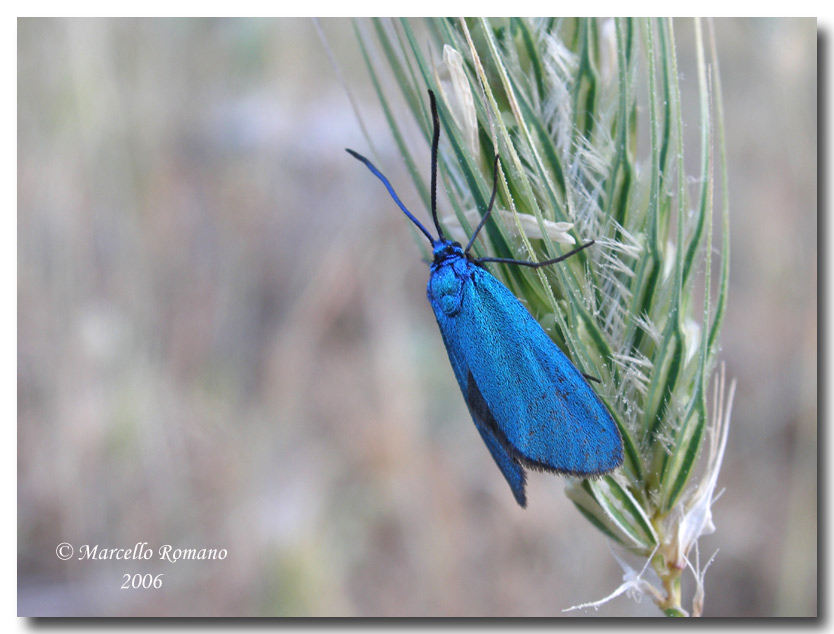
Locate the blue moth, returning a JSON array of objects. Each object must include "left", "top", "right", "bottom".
[{"left": 347, "top": 90, "right": 623, "bottom": 507}]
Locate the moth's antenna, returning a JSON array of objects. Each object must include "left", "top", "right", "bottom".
[
  {"left": 476, "top": 240, "right": 596, "bottom": 268},
  {"left": 465, "top": 154, "right": 500, "bottom": 256},
  {"left": 345, "top": 148, "right": 436, "bottom": 246},
  {"left": 428, "top": 90, "right": 446, "bottom": 241}
]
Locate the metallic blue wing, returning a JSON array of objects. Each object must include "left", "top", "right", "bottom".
[
  {"left": 465, "top": 368, "right": 529, "bottom": 506},
  {"left": 436, "top": 319, "right": 528, "bottom": 506}
]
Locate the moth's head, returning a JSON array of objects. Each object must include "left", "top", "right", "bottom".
[{"left": 431, "top": 239, "right": 463, "bottom": 266}]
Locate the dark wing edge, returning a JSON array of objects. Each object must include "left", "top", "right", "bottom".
[
  {"left": 434, "top": 307, "right": 529, "bottom": 507},
  {"left": 465, "top": 370, "right": 528, "bottom": 507}
]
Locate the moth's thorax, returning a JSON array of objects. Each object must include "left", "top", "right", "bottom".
[{"left": 428, "top": 240, "right": 470, "bottom": 317}]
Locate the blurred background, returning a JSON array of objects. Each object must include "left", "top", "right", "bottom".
[{"left": 17, "top": 18, "right": 816, "bottom": 616}]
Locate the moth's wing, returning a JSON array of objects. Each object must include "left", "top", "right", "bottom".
[
  {"left": 457, "top": 267, "right": 624, "bottom": 476},
  {"left": 435, "top": 318, "right": 528, "bottom": 506}
]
